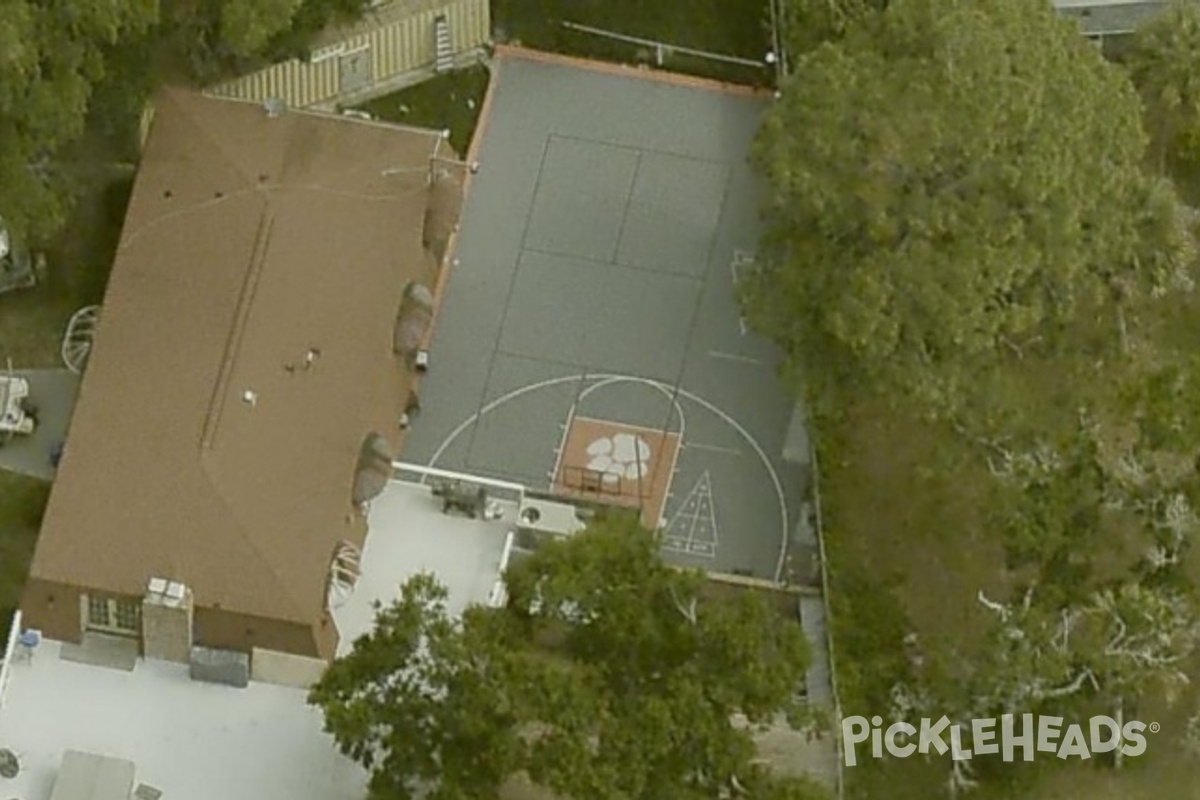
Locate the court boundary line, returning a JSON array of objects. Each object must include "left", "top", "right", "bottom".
[
  {"left": 708, "top": 350, "right": 764, "bottom": 366},
  {"left": 549, "top": 373, "right": 587, "bottom": 484},
  {"left": 464, "top": 131, "right": 554, "bottom": 463},
  {"left": 422, "top": 56, "right": 501, "bottom": 353},
  {"left": 549, "top": 131, "right": 731, "bottom": 166},
  {"left": 611, "top": 151, "right": 643, "bottom": 264},
  {"left": 658, "top": 418, "right": 685, "bottom": 529},
  {"left": 425, "top": 372, "right": 789, "bottom": 582},
  {"left": 494, "top": 44, "right": 772, "bottom": 99},
  {"left": 683, "top": 442, "right": 742, "bottom": 456},
  {"left": 521, "top": 245, "right": 709, "bottom": 282}
]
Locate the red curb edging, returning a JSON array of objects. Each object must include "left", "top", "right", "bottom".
[{"left": 494, "top": 44, "right": 773, "bottom": 99}]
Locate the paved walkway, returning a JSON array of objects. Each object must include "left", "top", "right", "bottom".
[{"left": 0, "top": 370, "right": 79, "bottom": 481}]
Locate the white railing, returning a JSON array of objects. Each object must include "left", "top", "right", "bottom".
[
  {"left": 391, "top": 461, "right": 527, "bottom": 496},
  {"left": 0, "top": 609, "right": 22, "bottom": 710},
  {"left": 561, "top": 21, "right": 769, "bottom": 69},
  {"left": 809, "top": 445, "right": 845, "bottom": 799},
  {"left": 487, "top": 530, "right": 516, "bottom": 608}
]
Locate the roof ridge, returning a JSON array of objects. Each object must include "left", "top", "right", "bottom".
[
  {"left": 201, "top": 210, "right": 274, "bottom": 450},
  {"left": 196, "top": 199, "right": 314, "bottom": 624}
]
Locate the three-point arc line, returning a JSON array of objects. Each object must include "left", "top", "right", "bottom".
[
  {"left": 548, "top": 378, "right": 686, "bottom": 483},
  {"left": 426, "top": 373, "right": 789, "bottom": 583}
]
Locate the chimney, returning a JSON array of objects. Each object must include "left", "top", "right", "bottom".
[{"left": 142, "top": 578, "right": 193, "bottom": 663}]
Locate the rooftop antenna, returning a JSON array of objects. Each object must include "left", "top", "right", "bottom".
[{"left": 263, "top": 98, "right": 285, "bottom": 119}]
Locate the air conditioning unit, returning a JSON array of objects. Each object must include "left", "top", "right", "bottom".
[{"left": 516, "top": 498, "right": 586, "bottom": 537}]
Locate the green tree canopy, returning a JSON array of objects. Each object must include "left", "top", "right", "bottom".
[
  {"left": 310, "top": 516, "right": 825, "bottom": 800},
  {"left": 749, "top": 0, "right": 1186, "bottom": 419},
  {"left": 1124, "top": 0, "right": 1200, "bottom": 169},
  {"left": 0, "top": 0, "right": 157, "bottom": 242},
  {"left": 161, "top": 0, "right": 369, "bottom": 74},
  {"left": 0, "top": 0, "right": 370, "bottom": 244}
]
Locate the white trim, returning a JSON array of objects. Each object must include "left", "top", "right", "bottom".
[
  {"left": 391, "top": 461, "right": 527, "bottom": 495},
  {"left": 487, "top": 530, "right": 516, "bottom": 607}
]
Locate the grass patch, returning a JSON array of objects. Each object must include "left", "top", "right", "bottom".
[
  {"left": 0, "top": 174, "right": 132, "bottom": 366},
  {"left": 356, "top": 65, "right": 491, "bottom": 158},
  {"left": 0, "top": 473, "right": 50, "bottom": 642},
  {"left": 0, "top": 144, "right": 133, "bottom": 641},
  {"left": 492, "top": 0, "right": 775, "bottom": 86}
]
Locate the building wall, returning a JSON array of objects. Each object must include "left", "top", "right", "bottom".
[
  {"left": 1053, "top": 0, "right": 1170, "bottom": 37},
  {"left": 20, "top": 579, "right": 82, "bottom": 643},
  {"left": 20, "top": 579, "right": 337, "bottom": 660},
  {"left": 251, "top": 647, "right": 328, "bottom": 688},
  {"left": 192, "top": 607, "right": 330, "bottom": 659},
  {"left": 208, "top": 0, "right": 490, "bottom": 109}
]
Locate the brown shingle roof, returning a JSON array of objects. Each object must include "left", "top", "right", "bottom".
[{"left": 30, "top": 88, "right": 448, "bottom": 647}]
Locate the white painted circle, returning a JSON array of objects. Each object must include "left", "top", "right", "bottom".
[{"left": 426, "top": 374, "right": 790, "bottom": 581}]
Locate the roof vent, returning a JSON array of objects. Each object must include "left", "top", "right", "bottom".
[
  {"left": 242, "top": 389, "right": 258, "bottom": 407},
  {"left": 263, "top": 98, "right": 285, "bottom": 118}
]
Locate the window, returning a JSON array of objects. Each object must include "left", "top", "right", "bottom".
[{"left": 86, "top": 594, "right": 141, "bottom": 635}]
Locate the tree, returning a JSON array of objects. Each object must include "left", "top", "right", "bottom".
[
  {"left": 1124, "top": 0, "right": 1200, "bottom": 171},
  {"left": 310, "top": 515, "right": 825, "bottom": 800},
  {"left": 0, "top": 0, "right": 372, "bottom": 244},
  {"left": 748, "top": 0, "right": 1187, "bottom": 420},
  {"left": 159, "top": 0, "right": 370, "bottom": 78},
  {"left": 0, "top": 0, "right": 157, "bottom": 242},
  {"left": 775, "top": 0, "right": 887, "bottom": 57}
]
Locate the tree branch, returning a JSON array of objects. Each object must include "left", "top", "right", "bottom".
[{"left": 669, "top": 584, "right": 698, "bottom": 625}]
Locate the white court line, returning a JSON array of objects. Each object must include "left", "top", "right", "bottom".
[
  {"left": 577, "top": 380, "right": 687, "bottom": 442},
  {"left": 730, "top": 262, "right": 748, "bottom": 336},
  {"left": 572, "top": 415, "right": 683, "bottom": 438},
  {"left": 658, "top": 428, "right": 684, "bottom": 530},
  {"left": 548, "top": 377, "right": 584, "bottom": 483},
  {"left": 661, "top": 471, "right": 719, "bottom": 559},
  {"left": 708, "top": 350, "right": 764, "bottom": 366},
  {"left": 568, "top": 383, "right": 685, "bottom": 521},
  {"left": 684, "top": 442, "right": 741, "bottom": 456},
  {"left": 730, "top": 250, "right": 756, "bottom": 337},
  {"left": 427, "top": 373, "right": 789, "bottom": 582}
]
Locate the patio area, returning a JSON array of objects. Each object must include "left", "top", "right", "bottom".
[{"left": 0, "top": 477, "right": 516, "bottom": 800}]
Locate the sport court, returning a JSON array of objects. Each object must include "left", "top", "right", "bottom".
[{"left": 402, "top": 51, "right": 807, "bottom": 580}]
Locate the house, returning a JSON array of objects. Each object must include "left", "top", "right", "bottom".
[
  {"left": 18, "top": 87, "right": 472, "bottom": 665},
  {"left": 208, "top": 0, "right": 491, "bottom": 110},
  {"left": 0, "top": 92, "right": 557, "bottom": 800},
  {"left": 0, "top": 472, "right": 533, "bottom": 800},
  {"left": 1053, "top": 0, "right": 1173, "bottom": 38}
]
